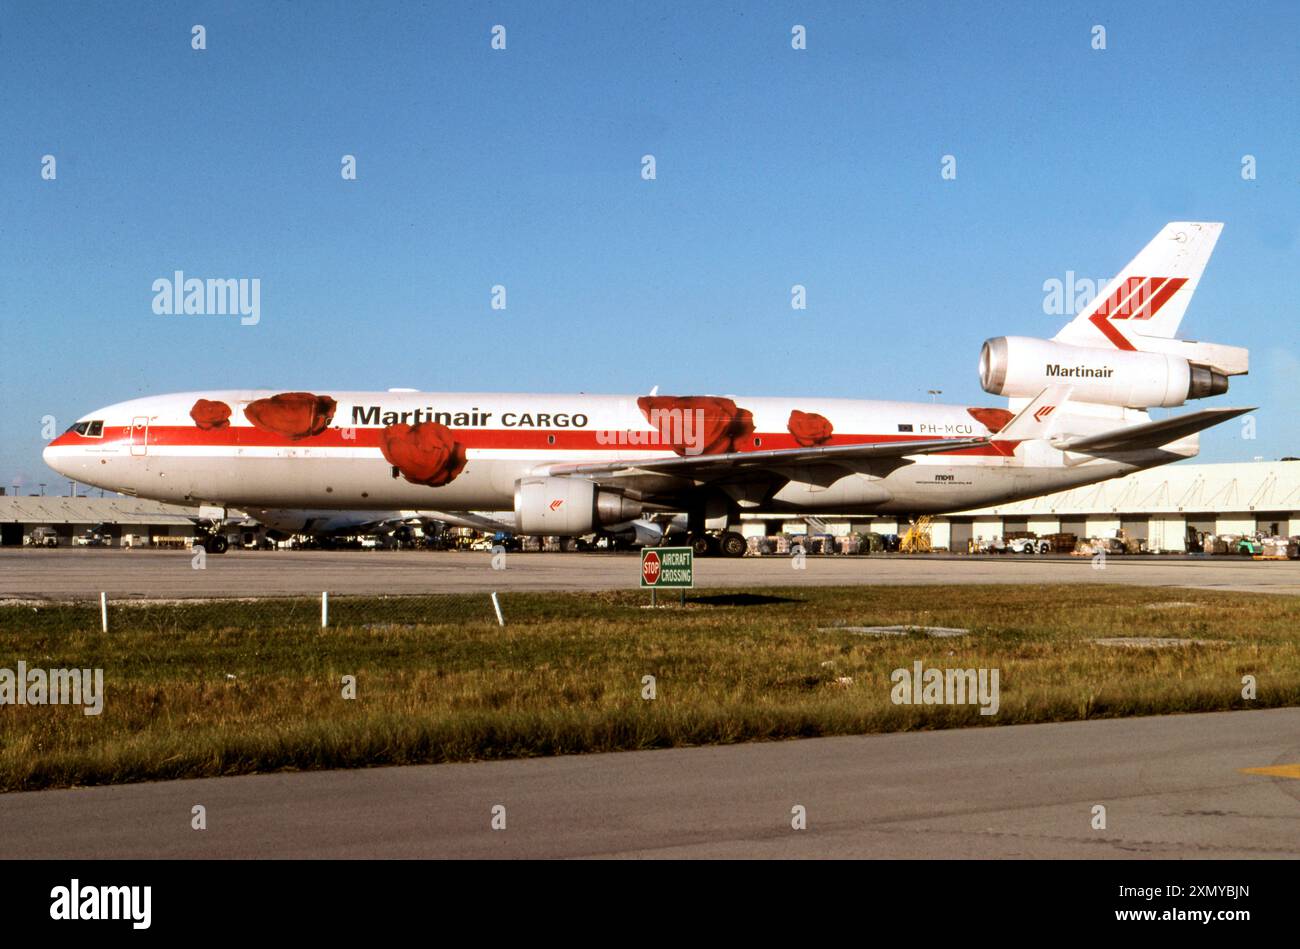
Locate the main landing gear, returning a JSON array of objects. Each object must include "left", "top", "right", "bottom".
[
  {"left": 684, "top": 498, "right": 748, "bottom": 558},
  {"left": 686, "top": 531, "right": 747, "bottom": 558},
  {"left": 718, "top": 531, "right": 747, "bottom": 558}
]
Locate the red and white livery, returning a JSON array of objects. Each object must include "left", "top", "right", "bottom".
[{"left": 45, "top": 223, "right": 1252, "bottom": 555}]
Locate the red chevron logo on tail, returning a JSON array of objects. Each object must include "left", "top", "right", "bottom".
[{"left": 1088, "top": 276, "right": 1187, "bottom": 350}]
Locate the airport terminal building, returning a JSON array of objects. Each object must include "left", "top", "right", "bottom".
[
  {"left": 0, "top": 496, "right": 200, "bottom": 547},
  {"left": 943, "top": 458, "right": 1300, "bottom": 552},
  {"left": 748, "top": 459, "right": 1300, "bottom": 552}
]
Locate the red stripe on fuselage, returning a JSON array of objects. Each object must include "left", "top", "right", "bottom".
[{"left": 54, "top": 426, "right": 1018, "bottom": 457}]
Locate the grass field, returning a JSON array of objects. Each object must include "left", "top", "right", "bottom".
[{"left": 1, "top": 584, "right": 1298, "bottom": 791}]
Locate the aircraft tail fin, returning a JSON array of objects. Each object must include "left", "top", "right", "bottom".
[{"left": 1054, "top": 222, "right": 1222, "bottom": 351}]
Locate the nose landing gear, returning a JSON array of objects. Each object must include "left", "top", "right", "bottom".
[
  {"left": 193, "top": 522, "right": 231, "bottom": 554},
  {"left": 193, "top": 532, "right": 229, "bottom": 554}
]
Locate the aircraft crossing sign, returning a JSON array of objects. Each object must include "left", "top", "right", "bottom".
[{"left": 640, "top": 546, "right": 693, "bottom": 589}]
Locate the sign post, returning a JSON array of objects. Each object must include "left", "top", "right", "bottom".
[{"left": 641, "top": 546, "right": 693, "bottom": 606}]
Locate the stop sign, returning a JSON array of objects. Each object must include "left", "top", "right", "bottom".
[{"left": 642, "top": 550, "right": 661, "bottom": 585}]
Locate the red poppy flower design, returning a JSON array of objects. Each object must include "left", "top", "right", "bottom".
[
  {"left": 190, "top": 399, "right": 232, "bottom": 431},
  {"left": 244, "top": 392, "right": 337, "bottom": 439},
  {"left": 379, "top": 421, "right": 468, "bottom": 487},
  {"left": 966, "top": 407, "right": 1015, "bottom": 434},
  {"left": 787, "top": 410, "right": 833, "bottom": 447},
  {"left": 636, "top": 395, "right": 755, "bottom": 455}
]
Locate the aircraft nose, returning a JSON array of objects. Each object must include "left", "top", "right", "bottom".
[
  {"left": 43, "top": 441, "right": 70, "bottom": 477},
  {"left": 43, "top": 425, "right": 86, "bottom": 479}
]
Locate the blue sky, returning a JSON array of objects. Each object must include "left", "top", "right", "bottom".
[{"left": 3, "top": 1, "right": 1298, "bottom": 491}]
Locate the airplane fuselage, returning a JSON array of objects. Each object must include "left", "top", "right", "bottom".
[{"left": 44, "top": 388, "right": 1184, "bottom": 522}]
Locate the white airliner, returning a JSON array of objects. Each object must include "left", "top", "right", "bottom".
[{"left": 46, "top": 222, "right": 1252, "bottom": 556}]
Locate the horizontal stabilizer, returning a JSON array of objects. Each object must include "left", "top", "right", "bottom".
[
  {"left": 1119, "top": 335, "right": 1249, "bottom": 376},
  {"left": 1052, "top": 407, "right": 1254, "bottom": 453}
]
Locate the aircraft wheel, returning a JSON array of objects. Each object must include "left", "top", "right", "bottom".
[
  {"left": 719, "top": 531, "right": 747, "bottom": 558},
  {"left": 209, "top": 535, "right": 229, "bottom": 554},
  {"left": 690, "top": 535, "right": 712, "bottom": 557}
]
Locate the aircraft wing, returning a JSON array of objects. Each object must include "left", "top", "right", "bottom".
[
  {"left": 1051, "top": 407, "right": 1255, "bottom": 453},
  {"left": 407, "top": 510, "right": 517, "bottom": 533},
  {"left": 538, "top": 386, "right": 1068, "bottom": 481},
  {"left": 536, "top": 435, "right": 995, "bottom": 480}
]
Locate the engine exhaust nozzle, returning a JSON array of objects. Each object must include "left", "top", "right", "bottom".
[{"left": 1188, "top": 364, "right": 1229, "bottom": 399}]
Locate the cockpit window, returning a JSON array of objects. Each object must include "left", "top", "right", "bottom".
[{"left": 67, "top": 420, "right": 104, "bottom": 438}]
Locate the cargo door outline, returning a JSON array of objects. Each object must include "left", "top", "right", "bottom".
[{"left": 130, "top": 417, "right": 150, "bottom": 456}]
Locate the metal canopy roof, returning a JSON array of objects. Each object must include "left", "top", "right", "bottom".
[{"left": 0, "top": 497, "right": 199, "bottom": 526}]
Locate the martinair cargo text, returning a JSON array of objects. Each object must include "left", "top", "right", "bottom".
[{"left": 46, "top": 223, "right": 1253, "bottom": 556}]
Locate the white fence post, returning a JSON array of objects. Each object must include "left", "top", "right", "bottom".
[
  {"left": 100, "top": 592, "right": 108, "bottom": 633},
  {"left": 321, "top": 591, "right": 329, "bottom": 628},
  {"left": 491, "top": 591, "right": 505, "bottom": 627}
]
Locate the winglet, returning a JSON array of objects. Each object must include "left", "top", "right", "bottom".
[{"left": 992, "top": 385, "right": 1072, "bottom": 443}]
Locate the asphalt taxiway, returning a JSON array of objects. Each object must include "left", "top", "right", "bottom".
[
  {"left": 1, "top": 708, "right": 1296, "bottom": 858},
  {"left": 1, "top": 548, "right": 1298, "bottom": 598}
]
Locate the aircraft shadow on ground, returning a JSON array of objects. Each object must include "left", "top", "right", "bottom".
[{"left": 687, "top": 593, "right": 803, "bottom": 607}]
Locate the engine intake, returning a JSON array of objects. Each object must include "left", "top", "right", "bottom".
[
  {"left": 979, "top": 336, "right": 1230, "bottom": 408},
  {"left": 515, "top": 476, "right": 644, "bottom": 535}
]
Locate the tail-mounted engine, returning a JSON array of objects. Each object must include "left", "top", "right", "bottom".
[{"left": 980, "top": 336, "right": 1232, "bottom": 408}]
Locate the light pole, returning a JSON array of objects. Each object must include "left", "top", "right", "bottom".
[
  {"left": 927, "top": 389, "right": 943, "bottom": 403},
  {"left": 38, "top": 483, "right": 46, "bottom": 496}
]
